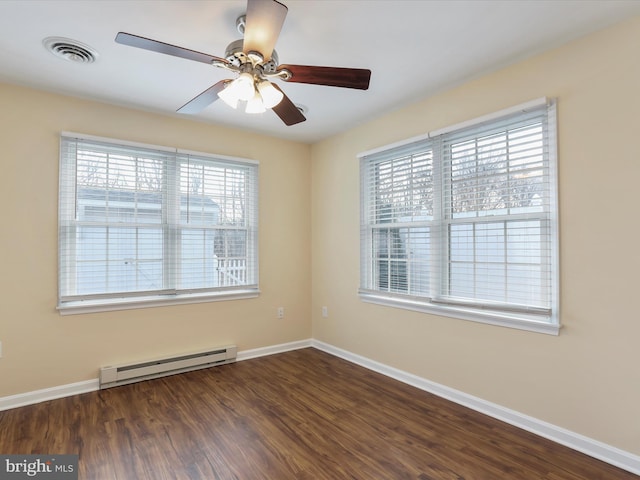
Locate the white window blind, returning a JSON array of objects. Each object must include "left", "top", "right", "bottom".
[
  {"left": 58, "top": 134, "right": 259, "bottom": 313},
  {"left": 359, "top": 99, "right": 559, "bottom": 333}
]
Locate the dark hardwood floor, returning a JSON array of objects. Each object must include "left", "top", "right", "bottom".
[{"left": 0, "top": 348, "right": 635, "bottom": 479}]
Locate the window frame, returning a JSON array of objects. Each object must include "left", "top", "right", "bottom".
[
  {"left": 57, "top": 133, "right": 259, "bottom": 315},
  {"left": 358, "top": 98, "right": 560, "bottom": 335}
]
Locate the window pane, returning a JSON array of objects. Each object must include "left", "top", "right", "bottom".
[
  {"left": 76, "top": 226, "right": 107, "bottom": 294},
  {"left": 449, "top": 222, "right": 506, "bottom": 303},
  {"left": 181, "top": 162, "right": 247, "bottom": 226},
  {"left": 180, "top": 228, "right": 216, "bottom": 289},
  {"left": 507, "top": 221, "right": 541, "bottom": 264},
  {"left": 75, "top": 226, "right": 163, "bottom": 294},
  {"left": 373, "top": 228, "right": 406, "bottom": 293},
  {"left": 374, "top": 151, "right": 433, "bottom": 223},
  {"left": 450, "top": 224, "right": 473, "bottom": 262},
  {"left": 476, "top": 223, "right": 505, "bottom": 263},
  {"left": 475, "top": 263, "right": 506, "bottom": 302},
  {"left": 449, "top": 220, "right": 549, "bottom": 305},
  {"left": 507, "top": 264, "right": 542, "bottom": 305},
  {"left": 449, "top": 123, "right": 546, "bottom": 219},
  {"left": 449, "top": 262, "right": 473, "bottom": 298},
  {"left": 178, "top": 159, "right": 253, "bottom": 289},
  {"left": 372, "top": 226, "right": 433, "bottom": 295},
  {"left": 215, "top": 229, "right": 248, "bottom": 286},
  {"left": 402, "top": 226, "right": 431, "bottom": 296}
]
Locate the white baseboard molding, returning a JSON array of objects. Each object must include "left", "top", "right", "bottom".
[
  {"left": 0, "top": 339, "right": 314, "bottom": 412},
  {"left": 236, "top": 338, "right": 313, "bottom": 361},
  {"left": 311, "top": 339, "right": 640, "bottom": 477},
  {"left": 0, "top": 379, "right": 100, "bottom": 412}
]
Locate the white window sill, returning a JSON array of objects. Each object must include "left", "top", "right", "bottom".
[
  {"left": 57, "top": 289, "right": 260, "bottom": 315},
  {"left": 359, "top": 291, "right": 560, "bottom": 335}
]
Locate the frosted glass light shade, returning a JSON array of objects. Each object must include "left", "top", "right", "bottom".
[
  {"left": 257, "top": 80, "right": 284, "bottom": 108},
  {"left": 245, "top": 91, "right": 266, "bottom": 114},
  {"left": 218, "top": 83, "right": 239, "bottom": 109},
  {"left": 234, "top": 73, "right": 257, "bottom": 101},
  {"left": 217, "top": 73, "right": 256, "bottom": 108}
]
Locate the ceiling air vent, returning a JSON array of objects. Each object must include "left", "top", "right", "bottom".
[{"left": 43, "top": 37, "right": 98, "bottom": 64}]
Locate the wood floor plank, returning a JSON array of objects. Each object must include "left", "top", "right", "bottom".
[{"left": 0, "top": 348, "right": 636, "bottom": 479}]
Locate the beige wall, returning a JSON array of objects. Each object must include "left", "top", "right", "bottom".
[
  {"left": 0, "top": 85, "right": 312, "bottom": 396},
  {"left": 311, "top": 17, "right": 640, "bottom": 455}
]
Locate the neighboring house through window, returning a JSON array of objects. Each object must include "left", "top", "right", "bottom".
[
  {"left": 58, "top": 133, "right": 259, "bottom": 314},
  {"left": 359, "top": 99, "right": 559, "bottom": 334}
]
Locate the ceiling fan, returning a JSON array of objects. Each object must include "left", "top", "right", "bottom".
[{"left": 115, "top": 0, "right": 371, "bottom": 126}]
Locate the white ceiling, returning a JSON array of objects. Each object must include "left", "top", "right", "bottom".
[{"left": 1, "top": 1, "right": 639, "bottom": 144}]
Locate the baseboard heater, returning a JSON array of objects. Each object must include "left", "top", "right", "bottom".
[{"left": 99, "top": 345, "right": 237, "bottom": 389}]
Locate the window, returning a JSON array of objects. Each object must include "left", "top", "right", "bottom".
[
  {"left": 58, "top": 133, "right": 259, "bottom": 314},
  {"left": 359, "top": 99, "right": 559, "bottom": 334}
]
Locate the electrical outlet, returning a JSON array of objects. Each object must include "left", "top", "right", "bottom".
[
  {"left": 277, "top": 307, "right": 284, "bottom": 319},
  {"left": 322, "top": 306, "right": 328, "bottom": 318}
]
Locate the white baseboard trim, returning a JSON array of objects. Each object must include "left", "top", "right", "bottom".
[
  {"left": 0, "top": 339, "right": 314, "bottom": 412},
  {"left": 236, "top": 339, "right": 313, "bottom": 361},
  {"left": 311, "top": 339, "right": 640, "bottom": 476},
  {"left": 0, "top": 379, "right": 100, "bottom": 412}
]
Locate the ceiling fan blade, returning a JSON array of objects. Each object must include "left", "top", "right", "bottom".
[
  {"left": 115, "top": 32, "right": 228, "bottom": 66},
  {"left": 277, "top": 64, "right": 371, "bottom": 90},
  {"left": 177, "top": 80, "right": 228, "bottom": 114},
  {"left": 271, "top": 84, "right": 305, "bottom": 126},
  {"left": 243, "top": 0, "right": 288, "bottom": 62}
]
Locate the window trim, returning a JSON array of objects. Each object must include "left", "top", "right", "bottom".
[
  {"left": 57, "top": 132, "right": 260, "bottom": 315},
  {"left": 358, "top": 98, "right": 560, "bottom": 335},
  {"left": 359, "top": 290, "right": 559, "bottom": 335},
  {"left": 57, "top": 288, "right": 260, "bottom": 316}
]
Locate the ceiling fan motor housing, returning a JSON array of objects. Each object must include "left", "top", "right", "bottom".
[{"left": 224, "top": 38, "right": 279, "bottom": 74}]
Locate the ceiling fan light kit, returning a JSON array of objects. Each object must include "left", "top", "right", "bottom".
[
  {"left": 214, "top": 45, "right": 284, "bottom": 113},
  {"left": 115, "top": 0, "right": 371, "bottom": 126}
]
